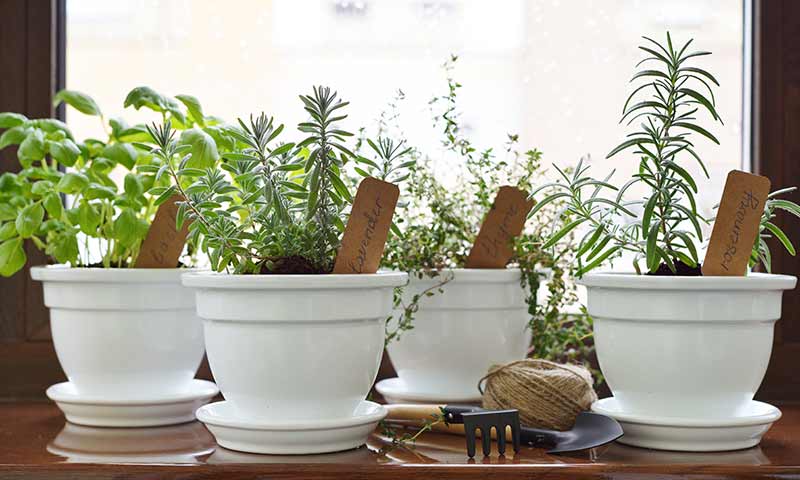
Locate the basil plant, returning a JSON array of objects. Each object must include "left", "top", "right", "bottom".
[{"left": 0, "top": 87, "right": 228, "bottom": 276}]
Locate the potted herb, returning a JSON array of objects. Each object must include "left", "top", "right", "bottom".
[
  {"left": 162, "top": 86, "right": 406, "bottom": 454},
  {"left": 533, "top": 33, "right": 797, "bottom": 450},
  {"left": 358, "top": 59, "right": 589, "bottom": 403},
  {"left": 0, "top": 87, "right": 221, "bottom": 425}
]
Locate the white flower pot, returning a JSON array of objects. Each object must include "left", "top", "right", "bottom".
[
  {"left": 579, "top": 272, "right": 797, "bottom": 418},
  {"left": 182, "top": 271, "right": 407, "bottom": 422},
  {"left": 30, "top": 266, "right": 206, "bottom": 398},
  {"left": 386, "top": 269, "right": 531, "bottom": 399}
]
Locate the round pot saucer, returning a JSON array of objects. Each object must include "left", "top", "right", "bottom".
[
  {"left": 375, "top": 377, "right": 482, "bottom": 404},
  {"left": 592, "top": 397, "right": 781, "bottom": 452},
  {"left": 196, "top": 400, "right": 386, "bottom": 455},
  {"left": 46, "top": 379, "right": 219, "bottom": 427}
]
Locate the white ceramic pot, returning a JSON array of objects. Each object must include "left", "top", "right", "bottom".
[
  {"left": 580, "top": 272, "right": 797, "bottom": 418},
  {"left": 386, "top": 269, "right": 531, "bottom": 399},
  {"left": 182, "top": 271, "right": 407, "bottom": 422},
  {"left": 31, "top": 266, "right": 205, "bottom": 398}
]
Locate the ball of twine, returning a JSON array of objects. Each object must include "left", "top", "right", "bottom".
[{"left": 479, "top": 359, "right": 598, "bottom": 431}]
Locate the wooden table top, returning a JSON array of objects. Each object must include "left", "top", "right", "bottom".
[{"left": 2, "top": 401, "right": 799, "bottom": 479}]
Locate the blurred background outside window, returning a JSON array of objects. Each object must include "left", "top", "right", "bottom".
[{"left": 67, "top": 0, "right": 745, "bottom": 265}]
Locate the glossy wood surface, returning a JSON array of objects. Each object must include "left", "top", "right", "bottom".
[{"left": 1, "top": 402, "right": 799, "bottom": 479}]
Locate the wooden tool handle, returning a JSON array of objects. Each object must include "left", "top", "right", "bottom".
[
  {"left": 384, "top": 404, "right": 444, "bottom": 422},
  {"left": 384, "top": 418, "right": 511, "bottom": 441}
]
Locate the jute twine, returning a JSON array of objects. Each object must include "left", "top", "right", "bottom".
[{"left": 479, "top": 359, "right": 598, "bottom": 431}]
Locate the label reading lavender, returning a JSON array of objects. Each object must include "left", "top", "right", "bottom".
[
  {"left": 465, "top": 186, "right": 534, "bottom": 269},
  {"left": 702, "top": 170, "right": 771, "bottom": 276},
  {"left": 135, "top": 194, "right": 190, "bottom": 268},
  {"left": 333, "top": 177, "right": 399, "bottom": 274}
]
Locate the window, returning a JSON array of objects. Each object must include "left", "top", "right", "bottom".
[{"left": 67, "top": 1, "right": 744, "bottom": 203}]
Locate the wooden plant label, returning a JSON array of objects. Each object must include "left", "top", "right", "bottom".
[
  {"left": 465, "top": 186, "right": 534, "bottom": 269},
  {"left": 333, "top": 177, "right": 399, "bottom": 274},
  {"left": 702, "top": 170, "right": 770, "bottom": 276},
  {"left": 135, "top": 194, "right": 190, "bottom": 268}
]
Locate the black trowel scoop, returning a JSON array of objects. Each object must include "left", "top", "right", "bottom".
[
  {"left": 521, "top": 411, "right": 624, "bottom": 454},
  {"left": 384, "top": 404, "right": 623, "bottom": 457}
]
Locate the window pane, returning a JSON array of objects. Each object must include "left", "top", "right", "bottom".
[{"left": 67, "top": 0, "right": 744, "bottom": 229}]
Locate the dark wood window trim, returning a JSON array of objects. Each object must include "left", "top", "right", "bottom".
[
  {"left": 0, "top": 0, "right": 65, "bottom": 401},
  {"left": 0, "top": 0, "right": 797, "bottom": 401},
  {"left": 753, "top": 0, "right": 800, "bottom": 402}
]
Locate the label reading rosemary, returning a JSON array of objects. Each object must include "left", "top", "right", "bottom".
[
  {"left": 135, "top": 194, "right": 190, "bottom": 268},
  {"left": 333, "top": 177, "right": 399, "bottom": 274},
  {"left": 465, "top": 186, "right": 534, "bottom": 268},
  {"left": 702, "top": 170, "right": 770, "bottom": 276}
]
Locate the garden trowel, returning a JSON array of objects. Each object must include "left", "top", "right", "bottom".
[{"left": 384, "top": 404, "right": 623, "bottom": 457}]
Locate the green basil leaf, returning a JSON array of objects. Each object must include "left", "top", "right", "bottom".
[
  {"left": 0, "top": 112, "right": 28, "bottom": 129},
  {"left": 0, "top": 126, "right": 31, "bottom": 150},
  {"left": 0, "top": 203, "right": 16, "bottom": 221},
  {"left": 29, "top": 119, "right": 73, "bottom": 139},
  {"left": 56, "top": 172, "right": 90, "bottom": 194},
  {"left": 0, "top": 222, "right": 17, "bottom": 242},
  {"left": 53, "top": 90, "right": 102, "bottom": 116},
  {"left": 43, "top": 193, "right": 63, "bottom": 219},
  {"left": 48, "top": 231, "right": 79, "bottom": 264},
  {"left": 123, "top": 173, "right": 144, "bottom": 198},
  {"left": 118, "top": 126, "right": 152, "bottom": 143},
  {"left": 77, "top": 202, "right": 101, "bottom": 235},
  {"left": 48, "top": 138, "right": 81, "bottom": 167},
  {"left": 176, "top": 94, "right": 205, "bottom": 127},
  {"left": 179, "top": 128, "right": 219, "bottom": 169},
  {"left": 102, "top": 143, "right": 138, "bottom": 170},
  {"left": 0, "top": 238, "right": 26, "bottom": 277},
  {"left": 124, "top": 86, "right": 168, "bottom": 112},
  {"left": 15, "top": 203, "right": 44, "bottom": 238},
  {"left": 114, "top": 209, "right": 139, "bottom": 247},
  {"left": 18, "top": 129, "right": 46, "bottom": 165},
  {"left": 84, "top": 184, "right": 117, "bottom": 200}
]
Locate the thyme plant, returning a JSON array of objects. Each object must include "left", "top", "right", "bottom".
[
  {"left": 358, "top": 56, "right": 592, "bottom": 371},
  {"left": 0, "top": 87, "right": 221, "bottom": 275},
  {"left": 147, "top": 86, "right": 367, "bottom": 274}
]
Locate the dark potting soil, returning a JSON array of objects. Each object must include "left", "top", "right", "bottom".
[
  {"left": 84, "top": 261, "right": 185, "bottom": 268},
  {"left": 259, "top": 255, "right": 329, "bottom": 275},
  {"left": 647, "top": 261, "right": 703, "bottom": 276}
]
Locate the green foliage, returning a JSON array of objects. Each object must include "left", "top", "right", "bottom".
[
  {"left": 533, "top": 32, "right": 799, "bottom": 277},
  {"left": 360, "top": 56, "right": 592, "bottom": 375},
  {"left": 749, "top": 187, "right": 800, "bottom": 272},
  {"left": 152, "top": 86, "right": 366, "bottom": 275},
  {"left": 533, "top": 33, "right": 725, "bottom": 275},
  {"left": 54, "top": 90, "right": 102, "bottom": 117},
  {"left": 0, "top": 87, "right": 224, "bottom": 276},
  {"left": 378, "top": 407, "right": 447, "bottom": 450}
]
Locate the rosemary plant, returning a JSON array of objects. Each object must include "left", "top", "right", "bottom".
[
  {"left": 533, "top": 33, "right": 799, "bottom": 276},
  {"left": 146, "top": 86, "right": 369, "bottom": 275}
]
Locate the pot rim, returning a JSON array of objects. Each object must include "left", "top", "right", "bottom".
[
  {"left": 30, "top": 265, "right": 199, "bottom": 284},
  {"left": 403, "top": 267, "right": 524, "bottom": 284},
  {"left": 196, "top": 400, "right": 386, "bottom": 431},
  {"left": 578, "top": 271, "right": 797, "bottom": 291},
  {"left": 182, "top": 270, "right": 408, "bottom": 290},
  {"left": 593, "top": 398, "right": 781, "bottom": 427}
]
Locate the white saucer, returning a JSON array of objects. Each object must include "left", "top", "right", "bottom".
[
  {"left": 592, "top": 397, "right": 781, "bottom": 452},
  {"left": 196, "top": 400, "right": 387, "bottom": 455},
  {"left": 46, "top": 379, "right": 219, "bottom": 427},
  {"left": 375, "top": 377, "right": 482, "bottom": 404}
]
